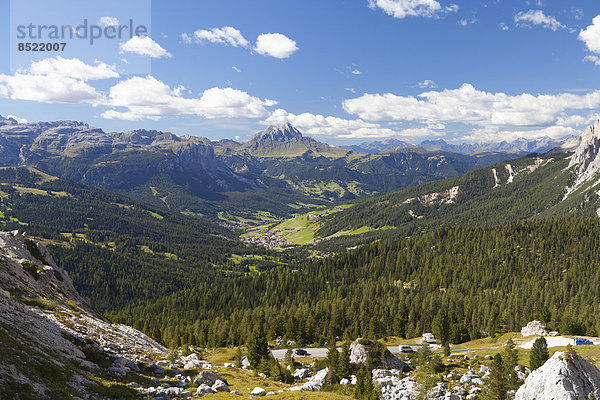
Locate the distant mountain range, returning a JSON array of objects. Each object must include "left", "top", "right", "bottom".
[
  {"left": 342, "top": 136, "right": 570, "bottom": 155},
  {"left": 0, "top": 116, "right": 551, "bottom": 220}
]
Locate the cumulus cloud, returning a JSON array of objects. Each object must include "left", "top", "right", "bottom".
[
  {"left": 6, "top": 115, "right": 27, "bottom": 123},
  {"left": 263, "top": 108, "right": 398, "bottom": 138},
  {"left": 498, "top": 22, "right": 509, "bottom": 31},
  {"left": 342, "top": 83, "right": 600, "bottom": 130},
  {"left": 579, "top": 15, "right": 600, "bottom": 54},
  {"left": 368, "top": 0, "right": 458, "bottom": 19},
  {"left": 98, "top": 16, "right": 119, "bottom": 27},
  {"left": 514, "top": 10, "right": 565, "bottom": 31},
  {"left": 351, "top": 69, "right": 362, "bottom": 75},
  {"left": 0, "top": 57, "right": 116, "bottom": 104},
  {"left": 29, "top": 57, "right": 119, "bottom": 80},
  {"left": 181, "top": 33, "right": 192, "bottom": 44},
  {"left": 102, "top": 75, "right": 276, "bottom": 120},
  {"left": 191, "top": 26, "right": 249, "bottom": 47},
  {"left": 255, "top": 33, "right": 298, "bottom": 59},
  {"left": 263, "top": 109, "right": 449, "bottom": 139},
  {"left": 583, "top": 55, "right": 600, "bottom": 66},
  {"left": 120, "top": 36, "right": 172, "bottom": 58},
  {"left": 417, "top": 79, "right": 437, "bottom": 88}
]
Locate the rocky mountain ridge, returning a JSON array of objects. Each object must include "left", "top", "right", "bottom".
[
  {"left": 0, "top": 230, "right": 167, "bottom": 398},
  {"left": 344, "top": 136, "right": 570, "bottom": 155}
]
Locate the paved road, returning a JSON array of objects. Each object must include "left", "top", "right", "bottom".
[
  {"left": 271, "top": 345, "right": 420, "bottom": 360},
  {"left": 271, "top": 345, "right": 494, "bottom": 360}
]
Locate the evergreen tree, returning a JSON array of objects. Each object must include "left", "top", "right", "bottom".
[
  {"left": 284, "top": 346, "right": 294, "bottom": 371},
  {"left": 443, "top": 342, "right": 451, "bottom": 357},
  {"left": 488, "top": 353, "right": 507, "bottom": 400},
  {"left": 354, "top": 359, "right": 379, "bottom": 400},
  {"left": 247, "top": 327, "right": 270, "bottom": 370},
  {"left": 326, "top": 338, "right": 340, "bottom": 376},
  {"left": 338, "top": 341, "right": 352, "bottom": 379},
  {"left": 503, "top": 339, "right": 519, "bottom": 387},
  {"left": 433, "top": 309, "right": 450, "bottom": 345},
  {"left": 234, "top": 347, "right": 243, "bottom": 368},
  {"left": 529, "top": 337, "right": 549, "bottom": 370}
]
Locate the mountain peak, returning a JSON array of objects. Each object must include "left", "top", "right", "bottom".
[
  {"left": 565, "top": 120, "right": 600, "bottom": 195},
  {"left": 254, "top": 123, "right": 304, "bottom": 142}
]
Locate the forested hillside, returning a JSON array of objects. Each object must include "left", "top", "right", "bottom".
[
  {"left": 0, "top": 167, "right": 281, "bottom": 312},
  {"left": 108, "top": 218, "right": 600, "bottom": 348}
]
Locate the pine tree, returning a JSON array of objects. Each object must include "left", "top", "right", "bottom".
[
  {"left": 488, "top": 353, "right": 507, "bottom": 400},
  {"left": 234, "top": 347, "right": 243, "bottom": 368},
  {"left": 247, "top": 327, "right": 270, "bottom": 370},
  {"left": 503, "top": 339, "right": 519, "bottom": 387},
  {"left": 443, "top": 342, "right": 451, "bottom": 357},
  {"left": 433, "top": 309, "right": 450, "bottom": 345},
  {"left": 284, "top": 346, "right": 294, "bottom": 371},
  {"left": 529, "top": 337, "right": 549, "bottom": 370},
  {"left": 338, "top": 341, "right": 352, "bottom": 379},
  {"left": 326, "top": 338, "right": 340, "bottom": 376}
]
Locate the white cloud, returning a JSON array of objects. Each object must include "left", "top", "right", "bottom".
[
  {"left": 102, "top": 75, "right": 276, "bottom": 120},
  {"left": 0, "top": 57, "right": 114, "bottom": 104},
  {"left": 119, "top": 36, "right": 172, "bottom": 58},
  {"left": 263, "top": 108, "right": 449, "bottom": 139},
  {"left": 263, "top": 108, "right": 399, "bottom": 138},
  {"left": 461, "top": 125, "right": 577, "bottom": 142},
  {"left": 342, "top": 83, "right": 600, "bottom": 129},
  {"left": 579, "top": 15, "right": 600, "bottom": 54},
  {"left": 29, "top": 57, "right": 119, "bottom": 80},
  {"left": 351, "top": 69, "right": 362, "bottom": 75},
  {"left": 514, "top": 10, "right": 565, "bottom": 31},
  {"left": 6, "top": 115, "right": 27, "bottom": 123},
  {"left": 0, "top": 73, "right": 102, "bottom": 104},
  {"left": 192, "top": 26, "right": 249, "bottom": 47},
  {"left": 254, "top": 33, "right": 298, "bottom": 59},
  {"left": 498, "top": 22, "right": 509, "bottom": 31},
  {"left": 583, "top": 55, "right": 600, "bottom": 66},
  {"left": 232, "top": 66, "right": 241, "bottom": 73},
  {"left": 98, "top": 16, "right": 119, "bottom": 27},
  {"left": 417, "top": 79, "right": 437, "bottom": 88},
  {"left": 345, "top": 88, "right": 356, "bottom": 94},
  {"left": 181, "top": 33, "right": 192, "bottom": 44},
  {"left": 368, "top": 0, "right": 458, "bottom": 19}
]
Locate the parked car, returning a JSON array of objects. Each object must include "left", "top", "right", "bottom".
[
  {"left": 573, "top": 337, "right": 593, "bottom": 346},
  {"left": 399, "top": 345, "right": 414, "bottom": 353},
  {"left": 295, "top": 349, "right": 309, "bottom": 356}
]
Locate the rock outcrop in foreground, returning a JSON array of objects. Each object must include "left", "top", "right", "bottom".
[
  {"left": 515, "top": 351, "right": 600, "bottom": 400},
  {"left": 0, "top": 231, "right": 167, "bottom": 398}
]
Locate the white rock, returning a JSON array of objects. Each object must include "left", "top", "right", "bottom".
[
  {"left": 340, "top": 378, "right": 350, "bottom": 385},
  {"left": 193, "top": 370, "right": 228, "bottom": 386},
  {"left": 515, "top": 351, "right": 600, "bottom": 400},
  {"left": 251, "top": 387, "right": 266, "bottom": 396},
  {"left": 212, "top": 379, "right": 230, "bottom": 392},
  {"left": 293, "top": 368, "right": 310, "bottom": 379},
  {"left": 520, "top": 320, "right": 548, "bottom": 337},
  {"left": 195, "top": 384, "right": 216, "bottom": 396}
]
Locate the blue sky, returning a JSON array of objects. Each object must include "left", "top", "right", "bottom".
[{"left": 1, "top": 0, "right": 600, "bottom": 145}]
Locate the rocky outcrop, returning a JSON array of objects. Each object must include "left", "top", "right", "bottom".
[
  {"left": 288, "top": 368, "right": 329, "bottom": 391},
  {"left": 349, "top": 339, "right": 411, "bottom": 371},
  {"left": 371, "top": 369, "right": 419, "bottom": 400},
  {"left": 565, "top": 120, "right": 600, "bottom": 196},
  {"left": 0, "top": 231, "right": 167, "bottom": 398},
  {"left": 515, "top": 351, "right": 600, "bottom": 400},
  {"left": 521, "top": 320, "right": 549, "bottom": 337}
]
